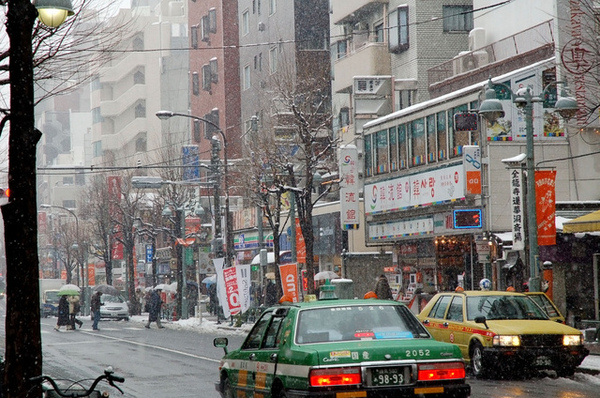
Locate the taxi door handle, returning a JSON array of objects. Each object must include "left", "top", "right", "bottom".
[
  {"left": 442, "top": 322, "right": 449, "bottom": 328},
  {"left": 248, "top": 353, "right": 256, "bottom": 360},
  {"left": 270, "top": 353, "right": 278, "bottom": 362}
]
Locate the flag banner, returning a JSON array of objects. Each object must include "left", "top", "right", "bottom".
[
  {"left": 535, "top": 170, "right": 557, "bottom": 246},
  {"left": 223, "top": 267, "right": 241, "bottom": 315},
  {"left": 509, "top": 169, "right": 525, "bottom": 251},
  {"left": 279, "top": 263, "right": 299, "bottom": 303},
  {"left": 237, "top": 264, "right": 251, "bottom": 313},
  {"left": 214, "top": 258, "right": 230, "bottom": 318}
]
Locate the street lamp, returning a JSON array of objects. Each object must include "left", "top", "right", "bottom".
[
  {"left": 156, "top": 110, "right": 232, "bottom": 267},
  {"left": 479, "top": 78, "right": 577, "bottom": 292},
  {"left": 40, "top": 204, "right": 82, "bottom": 286}
]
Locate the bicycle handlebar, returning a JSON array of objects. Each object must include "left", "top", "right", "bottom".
[{"left": 30, "top": 367, "right": 125, "bottom": 397}]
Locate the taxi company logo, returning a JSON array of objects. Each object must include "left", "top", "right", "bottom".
[
  {"left": 330, "top": 350, "right": 351, "bottom": 358},
  {"left": 370, "top": 186, "right": 378, "bottom": 210}
]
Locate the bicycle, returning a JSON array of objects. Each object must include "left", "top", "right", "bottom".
[{"left": 29, "top": 366, "right": 125, "bottom": 397}]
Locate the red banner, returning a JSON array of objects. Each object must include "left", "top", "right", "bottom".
[
  {"left": 295, "top": 218, "right": 306, "bottom": 263},
  {"left": 279, "top": 263, "right": 299, "bottom": 303},
  {"left": 535, "top": 170, "right": 557, "bottom": 246},
  {"left": 223, "top": 267, "right": 241, "bottom": 315}
]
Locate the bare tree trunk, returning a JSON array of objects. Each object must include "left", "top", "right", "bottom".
[{"left": 2, "top": 1, "right": 43, "bottom": 396}]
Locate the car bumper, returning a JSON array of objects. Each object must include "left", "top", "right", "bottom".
[
  {"left": 215, "top": 381, "right": 470, "bottom": 398},
  {"left": 481, "top": 345, "right": 589, "bottom": 370},
  {"left": 100, "top": 312, "right": 129, "bottom": 319}
]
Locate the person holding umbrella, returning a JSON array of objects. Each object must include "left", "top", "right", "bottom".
[
  {"left": 54, "top": 295, "right": 70, "bottom": 331},
  {"left": 90, "top": 291, "right": 103, "bottom": 330}
]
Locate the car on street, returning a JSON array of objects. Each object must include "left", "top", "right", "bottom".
[
  {"left": 99, "top": 294, "right": 129, "bottom": 321},
  {"left": 417, "top": 290, "right": 588, "bottom": 378},
  {"left": 525, "top": 292, "right": 566, "bottom": 323},
  {"left": 213, "top": 298, "right": 471, "bottom": 398}
]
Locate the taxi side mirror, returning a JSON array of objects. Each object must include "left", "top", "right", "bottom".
[
  {"left": 214, "top": 337, "right": 229, "bottom": 354},
  {"left": 474, "top": 316, "right": 489, "bottom": 329}
]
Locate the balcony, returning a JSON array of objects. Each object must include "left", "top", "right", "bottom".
[
  {"left": 333, "top": 42, "right": 391, "bottom": 93},
  {"left": 332, "top": 0, "right": 387, "bottom": 25},
  {"left": 101, "top": 118, "right": 146, "bottom": 151},
  {"left": 100, "top": 52, "right": 146, "bottom": 84},
  {"left": 100, "top": 84, "right": 147, "bottom": 117}
]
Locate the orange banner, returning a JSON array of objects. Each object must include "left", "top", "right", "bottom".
[
  {"left": 295, "top": 218, "right": 306, "bottom": 263},
  {"left": 279, "top": 263, "right": 299, "bottom": 303},
  {"left": 535, "top": 170, "right": 556, "bottom": 246}
]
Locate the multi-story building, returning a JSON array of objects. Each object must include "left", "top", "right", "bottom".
[{"left": 359, "top": 0, "right": 600, "bottom": 319}]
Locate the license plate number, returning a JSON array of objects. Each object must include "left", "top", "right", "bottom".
[
  {"left": 535, "top": 356, "right": 552, "bottom": 366},
  {"left": 111, "top": 313, "right": 118, "bottom": 317},
  {"left": 370, "top": 367, "right": 407, "bottom": 386}
]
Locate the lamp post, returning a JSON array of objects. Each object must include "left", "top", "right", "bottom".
[
  {"left": 41, "top": 204, "right": 82, "bottom": 286},
  {"left": 156, "top": 110, "right": 232, "bottom": 267},
  {"left": 3, "top": 0, "right": 74, "bottom": 394},
  {"left": 479, "top": 78, "right": 577, "bottom": 292}
]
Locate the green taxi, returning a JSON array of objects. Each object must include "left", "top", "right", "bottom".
[
  {"left": 214, "top": 298, "right": 470, "bottom": 398},
  {"left": 417, "top": 290, "right": 588, "bottom": 378}
]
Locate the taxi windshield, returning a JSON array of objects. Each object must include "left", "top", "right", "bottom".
[
  {"left": 466, "top": 295, "right": 549, "bottom": 321},
  {"left": 295, "top": 304, "right": 429, "bottom": 344}
]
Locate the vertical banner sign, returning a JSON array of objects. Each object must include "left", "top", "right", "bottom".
[
  {"left": 237, "top": 264, "right": 251, "bottom": 313},
  {"left": 463, "top": 145, "right": 482, "bottom": 195},
  {"left": 214, "top": 258, "right": 231, "bottom": 318},
  {"left": 339, "top": 145, "right": 360, "bottom": 230},
  {"left": 535, "top": 170, "right": 557, "bottom": 246},
  {"left": 509, "top": 169, "right": 525, "bottom": 251},
  {"left": 295, "top": 218, "right": 306, "bottom": 263},
  {"left": 182, "top": 145, "right": 200, "bottom": 181},
  {"left": 223, "top": 267, "right": 241, "bottom": 315},
  {"left": 279, "top": 263, "right": 299, "bottom": 303}
]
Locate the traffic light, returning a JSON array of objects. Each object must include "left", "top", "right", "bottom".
[{"left": 0, "top": 188, "right": 10, "bottom": 198}]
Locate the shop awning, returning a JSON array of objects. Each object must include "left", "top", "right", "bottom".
[{"left": 562, "top": 210, "right": 600, "bottom": 233}]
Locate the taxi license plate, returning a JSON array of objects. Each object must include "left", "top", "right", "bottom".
[
  {"left": 111, "top": 313, "right": 118, "bottom": 317},
  {"left": 370, "top": 367, "right": 408, "bottom": 386},
  {"left": 535, "top": 356, "right": 552, "bottom": 367}
]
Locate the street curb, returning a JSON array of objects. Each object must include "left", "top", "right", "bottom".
[{"left": 577, "top": 367, "right": 600, "bottom": 376}]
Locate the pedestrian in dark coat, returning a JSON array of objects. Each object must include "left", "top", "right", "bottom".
[
  {"left": 54, "top": 295, "right": 70, "bottom": 331},
  {"left": 90, "top": 291, "right": 103, "bottom": 330},
  {"left": 374, "top": 275, "right": 394, "bottom": 300},
  {"left": 145, "top": 289, "right": 164, "bottom": 329}
]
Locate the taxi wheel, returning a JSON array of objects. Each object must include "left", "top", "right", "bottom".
[
  {"left": 222, "top": 377, "right": 234, "bottom": 398},
  {"left": 470, "top": 342, "right": 487, "bottom": 379}
]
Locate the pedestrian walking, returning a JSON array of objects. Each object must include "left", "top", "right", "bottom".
[
  {"left": 90, "top": 291, "right": 103, "bottom": 330},
  {"left": 374, "top": 275, "right": 394, "bottom": 300},
  {"left": 145, "top": 289, "right": 165, "bottom": 329},
  {"left": 54, "top": 295, "right": 70, "bottom": 331},
  {"left": 68, "top": 295, "right": 83, "bottom": 329}
]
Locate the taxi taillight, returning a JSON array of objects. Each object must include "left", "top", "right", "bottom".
[
  {"left": 417, "top": 362, "right": 466, "bottom": 381},
  {"left": 309, "top": 367, "right": 361, "bottom": 387}
]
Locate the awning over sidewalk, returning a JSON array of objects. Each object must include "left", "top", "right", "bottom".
[{"left": 562, "top": 210, "right": 600, "bottom": 233}]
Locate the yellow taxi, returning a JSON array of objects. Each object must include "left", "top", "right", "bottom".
[{"left": 417, "top": 290, "right": 588, "bottom": 378}]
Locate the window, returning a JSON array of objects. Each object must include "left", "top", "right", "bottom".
[
  {"left": 437, "top": 111, "right": 447, "bottom": 160},
  {"left": 135, "top": 134, "right": 147, "bottom": 152},
  {"left": 397, "top": 89, "right": 415, "bottom": 110},
  {"left": 92, "top": 141, "right": 102, "bottom": 157},
  {"left": 135, "top": 102, "right": 146, "bottom": 118},
  {"left": 202, "top": 64, "right": 212, "bottom": 91},
  {"left": 92, "top": 107, "right": 103, "bottom": 124},
  {"left": 243, "top": 65, "right": 251, "bottom": 90},
  {"left": 339, "top": 107, "right": 350, "bottom": 127},
  {"left": 201, "top": 16, "right": 210, "bottom": 41},
  {"left": 243, "top": 312, "right": 272, "bottom": 349},
  {"left": 426, "top": 114, "right": 436, "bottom": 163},
  {"left": 269, "top": 0, "right": 276, "bottom": 15},
  {"left": 208, "top": 8, "right": 217, "bottom": 33},
  {"left": 91, "top": 76, "right": 101, "bottom": 91},
  {"left": 242, "top": 10, "right": 249, "bottom": 36},
  {"left": 446, "top": 297, "right": 463, "bottom": 322},
  {"left": 269, "top": 46, "right": 278, "bottom": 74},
  {"left": 133, "top": 70, "right": 145, "bottom": 84},
  {"left": 443, "top": 5, "right": 473, "bottom": 32},
  {"left": 450, "top": 104, "right": 469, "bottom": 157},
  {"left": 364, "top": 134, "right": 373, "bottom": 177},
  {"left": 62, "top": 176, "right": 74, "bottom": 185},
  {"left": 410, "top": 118, "right": 425, "bottom": 166},
  {"left": 430, "top": 295, "right": 452, "bottom": 319},
  {"left": 132, "top": 35, "right": 144, "bottom": 51},
  {"left": 374, "top": 22, "right": 384, "bottom": 42},
  {"left": 210, "top": 58, "right": 218, "bottom": 83},
  {"left": 334, "top": 40, "right": 347, "bottom": 60},
  {"left": 398, "top": 124, "right": 407, "bottom": 169},
  {"left": 389, "top": 126, "right": 398, "bottom": 171},
  {"left": 62, "top": 200, "right": 76, "bottom": 209},
  {"left": 192, "top": 72, "right": 199, "bottom": 95},
  {"left": 191, "top": 25, "right": 198, "bottom": 48},
  {"left": 389, "top": 6, "right": 409, "bottom": 53},
  {"left": 376, "top": 129, "right": 388, "bottom": 174}
]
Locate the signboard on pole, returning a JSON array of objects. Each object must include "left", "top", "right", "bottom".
[
  {"left": 279, "top": 263, "right": 299, "bottom": 303},
  {"left": 463, "top": 145, "right": 482, "bottom": 195},
  {"left": 339, "top": 145, "right": 360, "bottom": 230},
  {"left": 509, "top": 170, "right": 525, "bottom": 251}
]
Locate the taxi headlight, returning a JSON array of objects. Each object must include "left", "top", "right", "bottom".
[
  {"left": 493, "top": 335, "right": 520, "bottom": 346},
  {"left": 563, "top": 335, "right": 582, "bottom": 346}
]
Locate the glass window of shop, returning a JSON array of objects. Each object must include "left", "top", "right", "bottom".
[
  {"left": 376, "top": 129, "right": 388, "bottom": 174},
  {"left": 365, "top": 133, "right": 373, "bottom": 177},
  {"left": 410, "top": 118, "right": 425, "bottom": 166},
  {"left": 398, "top": 124, "right": 407, "bottom": 169},
  {"left": 426, "top": 114, "right": 436, "bottom": 163},
  {"left": 389, "top": 126, "right": 398, "bottom": 172},
  {"left": 437, "top": 111, "right": 447, "bottom": 160},
  {"left": 450, "top": 104, "right": 468, "bottom": 158}
]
